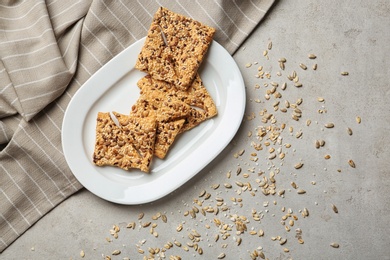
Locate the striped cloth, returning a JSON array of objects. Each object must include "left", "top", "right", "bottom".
[{"left": 0, "top": 0, "right": 274, "bottom": 252}]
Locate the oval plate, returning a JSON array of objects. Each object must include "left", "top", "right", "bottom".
[{"left": 62, "top": 38, "right": 246, "bottom": 204}]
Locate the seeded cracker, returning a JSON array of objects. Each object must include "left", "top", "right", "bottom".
[
  {"left": 93, "top": 112, "right": 157, "bottom": 173},
  {"left": 137, "top": 74, "right": 217, "bottom": 133},
  {"left": 130, "top": 94, "right": 191, "bottom": 159},
  {"left": 135, "top": 7, "right": 215, "bottom": 90}
]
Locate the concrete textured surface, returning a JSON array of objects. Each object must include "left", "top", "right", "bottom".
[{"left": 2, "top": 0, "right": 390, "bottom": 259}]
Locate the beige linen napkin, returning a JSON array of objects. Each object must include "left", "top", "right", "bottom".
[{"left": 0, "top": 0, "right": 274, "bottom": 251}]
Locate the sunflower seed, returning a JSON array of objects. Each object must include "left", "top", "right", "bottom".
[
  {"left": 268, "top": 41, "right": 272, "bottom": 50},
  {"left": 176, "top": 224, "right": 183, "bottom": 232},
  {"left": 126, "top": 222, "right": 136, "bottom": 229},
  {"left": 112, "top": 250, "right": 121, "bottom": 255},
  {"left": 294, "top": 162, "right": 304, "bottom": 169},
  {"left": 303, "top": 208, "right": 309, "bottom": 217},
  {"left": 291, "top": 182, "right": 298, "bottom": 189},
  {"left": 330, "top": 242, "right": 340, "bottom": 248},
  {"left": 348, "top": 159, "right": 356, "bottom": 168}
]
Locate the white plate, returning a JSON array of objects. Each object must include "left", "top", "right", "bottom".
[{"left": 62, "top": 38, "right": 246, "bottom": 205}]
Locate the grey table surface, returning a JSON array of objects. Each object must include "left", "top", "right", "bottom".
[{"left": 2, "top": 0, "right": 390, "bottom": 259}]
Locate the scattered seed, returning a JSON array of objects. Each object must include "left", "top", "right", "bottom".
[
  {"left": 313, "top": 63, "right": 317, "bottom": 70},
  {"left": 332, "top": 204, "right": 339, "bottom": 213},
  {"left": 330, "top": 242, "right": 340, "bottom": 248},
  {"left": 356, "top": 116, "right": 361, "bottom": 124},
  {"left": 303, "top": 208, "right": 309, "bottom": 217},
  {"left": 299, "top": 63, "right": 307, "bottom": 70},
  {"left": 297, "top": 189, "right": 306, "bottom": 194},
  {"left": 317, "top": 97, "right": 325, "bottom": 102},
  {"left": 126, "top": 222, "right": 136, "bottom": 229},
  {"left": 341, "top": 71, "right": 349, "bottom": 76},
  {"left": 324, "top": 123, "right": 334, "bottom": 128},
  {"left": 324, "top": 154, "right": 331, "bottom": 159},
  {"left": 291, "top": 182, "right": 298, "bottom": 189},
  {"left": 112, "top": 250, "right": 121, "bottom": 256},
  {"left": 294, "top": 162, "right": 304, "bottom": 169},
  {"left": 280, "top": 238, "right": 287, "bottom": 245},
  {"left": 308, "top": 54, "right": 317, "bottom": 59},
  {"left": 245, "top": 63, "right": 252, "bottom": 68},
  {"left": 268, "top": 41, "right": 272, "bottom": 50},
  {"left": 279, "top": 57, "right": 287, "bottom": 63},
  {"left": 80, "top": 250, "right": 85, "bottom": 258},
  {"left": 138, "top": 212, "right": 144, "bottom": 220},
  {"left": 142, "top": 222, "right": 151, "bottom": 228},
  {"left": 348, "top": 159, "right": 356, "bottom": 168},
  {"left": 217, "top": 253, "right": 226, "bottom": 259},
  {"left": 269, "top": 153, "right": 276, "bottom": 160},
  {"left": 347, "top": 127, "right": 353, "bottom": 135}
]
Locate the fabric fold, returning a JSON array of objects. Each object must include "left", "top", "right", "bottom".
[{"left": 0, "top": 0, "right": 90, "bottom": 121}]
